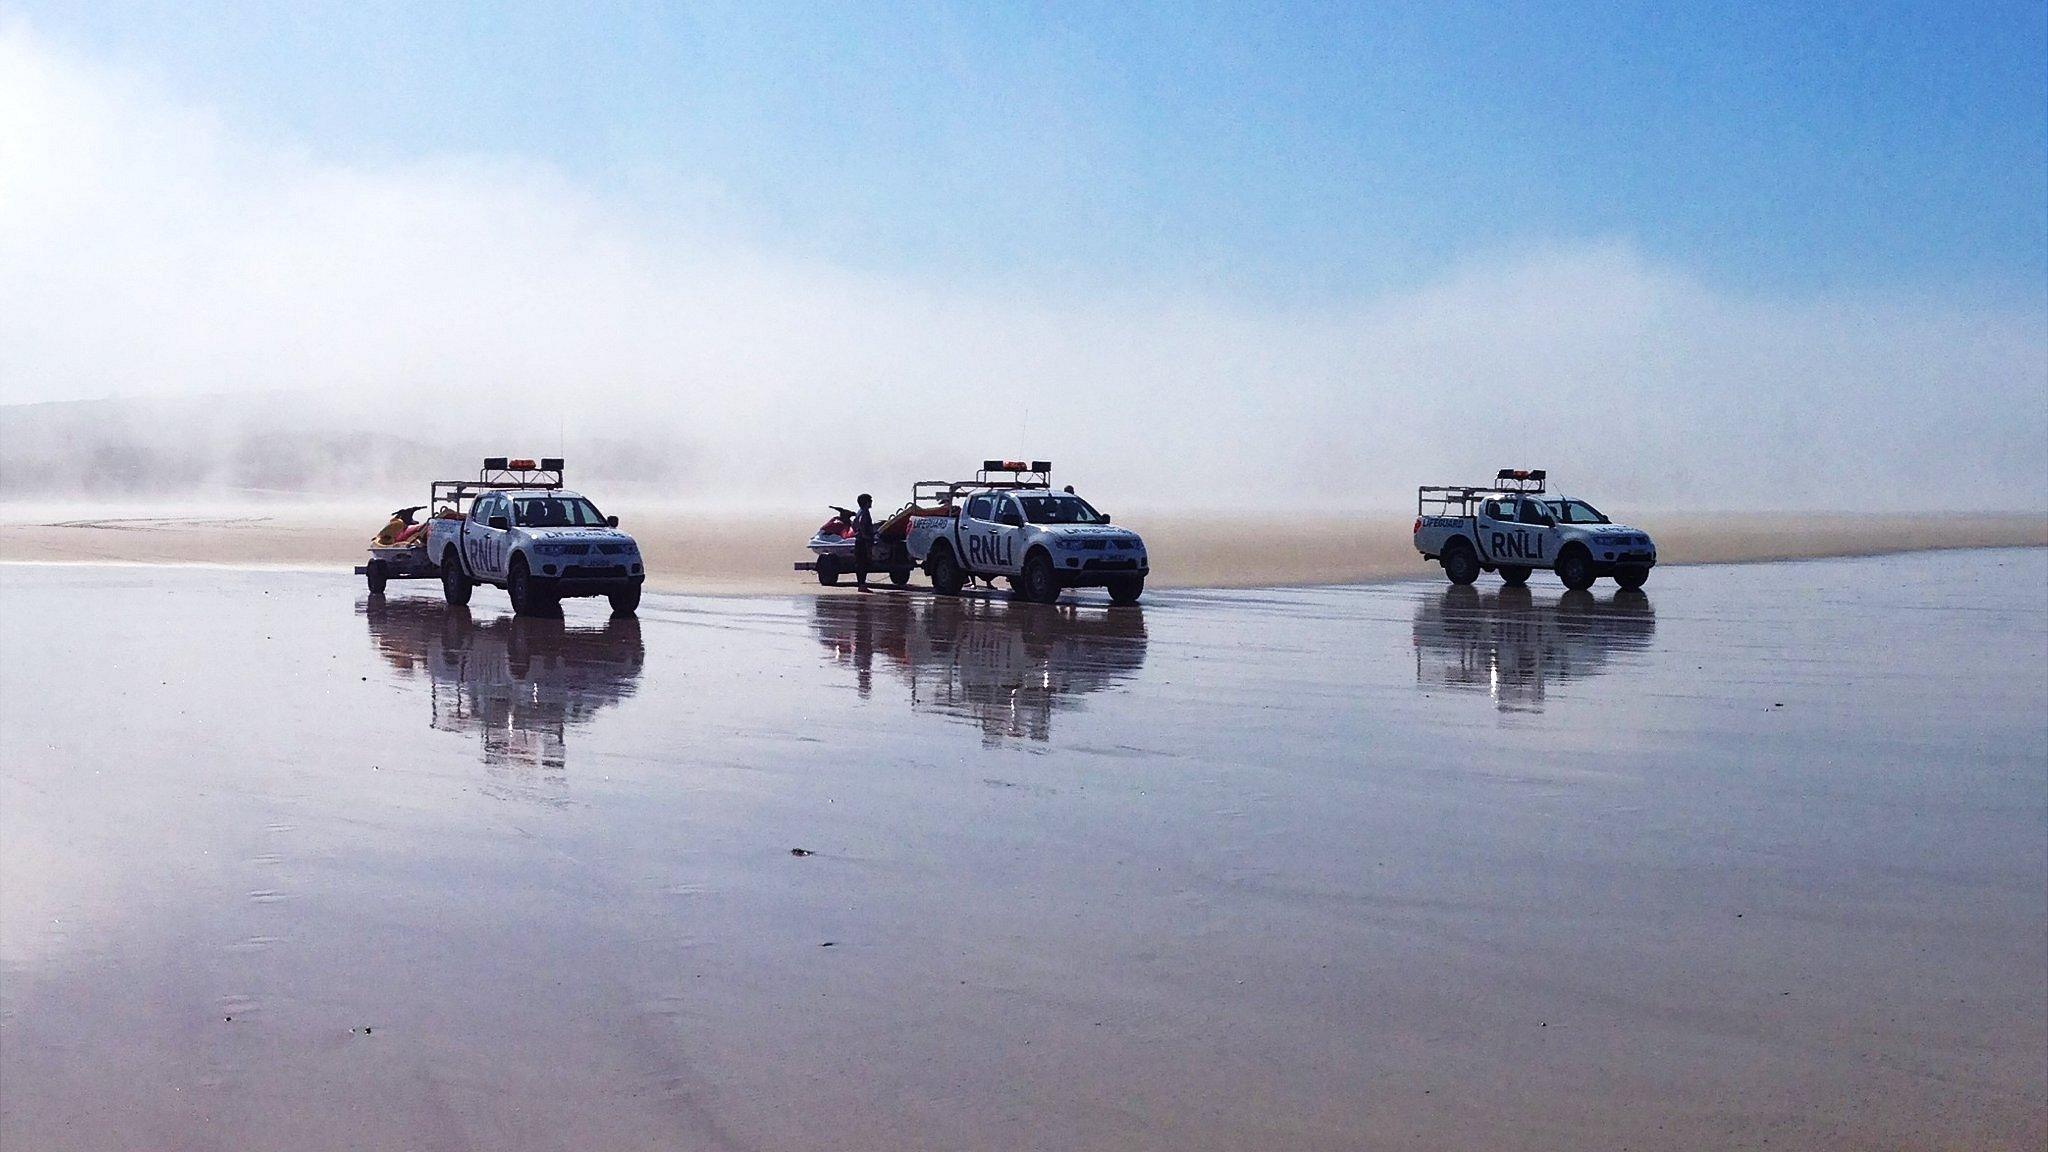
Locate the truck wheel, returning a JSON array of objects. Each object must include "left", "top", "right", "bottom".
[
  {"left": 1615, "top": 565, "right": 1650, "bottom": 590},
  {"left": 508, "top": 557, "right": 555, "bottom": 617},
  {"left": 366, "top": 560, "right": 388, "bottom": 596},
  {"left": 608, "top": 584, "right": 642, "bottom": 615},
  {"left": 928, "top": 546, "right": 966, "bottom": 596},
  {"left": 1442, "top": 539, "right": 1481, "bottom": 586},
  {"left": 1498, "top": 565, "right": 1530, "bottom": 587},
  {"left": 816, "top": 556, "right": 841, "bottom": 586},
  {"left": 889, "top": 567, "right": 912, "bottom": 587},
  {"left": 1556, "top": 547, "right": 1596, "bottom": 591},
  {"left": 441, "top": 552, "right": 472, "bottom": 607},
  {"left": 1019, "top": 550, "right": 1061, "bottom": 604},
  {"left": 1107, "top": 575, "right": 1144, "bottom": 605}
]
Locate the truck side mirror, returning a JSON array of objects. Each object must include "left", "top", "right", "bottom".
[
  {"left": 606, "top": 515, "right": 619, "bottom": 528},
  {"left": 1099, "top": 514, "right": 1112, "bottom": 524},
  {"left": 489, "top": 515, "right": 509, "bottom": 531}
]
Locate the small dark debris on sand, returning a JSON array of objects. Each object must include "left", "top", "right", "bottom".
[{"left": 789, "top": 848, "right": 814, "bottom": 857}]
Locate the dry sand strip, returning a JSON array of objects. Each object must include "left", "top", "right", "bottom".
[{"left": 0, "top": 511, "right": 2041, "bottom": 594}]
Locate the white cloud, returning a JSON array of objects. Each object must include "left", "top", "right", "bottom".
[{"left": 2, "top": 22, "right": 2042, "bottom": 509}]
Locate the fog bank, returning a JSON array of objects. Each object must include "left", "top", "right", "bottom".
[{"left": 3, "top": 24, "right": 2043, "bottom": 511}]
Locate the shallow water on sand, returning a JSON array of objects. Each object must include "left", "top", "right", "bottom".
[{"left": 2, "top": 551, "right": 2043, "bottom": 1150}]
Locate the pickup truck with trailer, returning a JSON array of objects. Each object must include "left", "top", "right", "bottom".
[
  {"left": 903, "top": 461, "right": 1148, "bottom": 604},
  {"left": 357, "top": 458, "right": 646, "bottom": 616},
  {"left": 1413, "top": 469, "right": 1656, "bottom": 591}
]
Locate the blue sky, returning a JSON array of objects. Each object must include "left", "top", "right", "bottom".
[{"left": 13, "top": 0, "right": 2046, "bottom": 303}]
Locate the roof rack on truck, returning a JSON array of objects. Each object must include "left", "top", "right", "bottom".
[
  {"left": 908, "top": 460, "right": 1054, "bottom": 507},
  {"left": 430, "top": 457, "right": 566, "bottom": 510},
  {"left": 1416, "top": 468, "right": 1547, "bottom": 517}
]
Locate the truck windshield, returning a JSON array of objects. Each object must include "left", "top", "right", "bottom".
[
  {"left": 1017, "top": 494, "right": 1105, "bottom": 524},
  {"left": 514, "top": 496, "right": 608, "bottom": 527},
  {"left": 1544, "top": 499, "right": 1609, "bottom": 525}
]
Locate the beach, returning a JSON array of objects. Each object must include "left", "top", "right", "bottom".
[
  {"left": 1, "top": 505, "right": 2041, "bottom": 593},
  {"left": 3, "top": 549, "right": 2043, "bottom": 1150}
]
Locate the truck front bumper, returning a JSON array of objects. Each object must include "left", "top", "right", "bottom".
[
  {"left": 1054, "top": 557, "right": 1149, "bottom": 587},
  {"left": 1591, "top": 550, "right": 1656, "bottom": 575},
  {"left": 536, "top": 566, "right": 645, "bottom": 598}
]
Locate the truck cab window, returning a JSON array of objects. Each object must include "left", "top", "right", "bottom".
[
  {"left": 1018, "top": 494, "right": 1103, "bottom": 524},
  {"left": 1547, "top": 499, "right": 1609, "bottom": 525},
  {"left": 1519, "top": 499, "right": 1553, "bottom": 526}
]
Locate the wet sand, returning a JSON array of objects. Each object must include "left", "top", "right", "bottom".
[
  {"left": 1, "top": 505, "right": 2042, "bottom": 592},
  {"left": 2, "top": 551, "right": 2044, "bottom": 1150}
]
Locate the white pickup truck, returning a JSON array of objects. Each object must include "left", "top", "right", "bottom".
[
  {"left": 358, "top": 458, "right": 646, "bottom": 616},
  {"left": 904, "top": 461, "right": 1149, "bottom": 604},
  {"left": 1414, "top": 469, "right": 1656, "bottom": 590}
]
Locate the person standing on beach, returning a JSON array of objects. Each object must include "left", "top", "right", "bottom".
[{"left": 852, "top": 493, "right": 875, "bottom": 591}]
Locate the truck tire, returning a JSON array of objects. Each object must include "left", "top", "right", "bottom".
[
  {"left": 441, "top": 552, "right": 472, "bottom": 607},
  {"left": 928, "top": 545, "right": 966, "bottom": 596},
  {"left": 1556, "top": 546, "right": 1596, "bottom": 591},
  {"left": 608, "top": 583, "right": 641, "bottom": 615},
  {"left": 1498, "top": 565, "right": 1530, "bottom": 587},
  {"left": 1614, "top": 565, "right": 1650, "bottom": 590},
  {"left": 1019, "top": 550, "right": 1061, "bottom": 604},
  {"left": 508, "top": 556, "right": 555, "bottom": 617},
  {"left": 889, "top": 567, "right": 912, "bottom": 587},
  {"left": 816, "top": 556, "right": 841, "bottom": 586},
  {"left": 1107, "top": 575, "right": 1144, "bottom": 605},
  {"left": 1442, "top": 539, "right": 1480, "bottom": 586},
  {"left": 366, "top": 560, "right": 388, "bottom": 596}
]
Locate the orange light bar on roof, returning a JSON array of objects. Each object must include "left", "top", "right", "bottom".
[{"left": 507, "top": 458, "right": 537, "bottom": 470}]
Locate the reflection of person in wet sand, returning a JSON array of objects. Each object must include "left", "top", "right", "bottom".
[
  {"left": 811, "top": 594, "right": 1148, "bottom": 741},
  {"left": 361, "top": 597, "right": 645, "bottom": 776},
  {"left": 1412, "top": 585, "right": 1655, "bottom": 712}
]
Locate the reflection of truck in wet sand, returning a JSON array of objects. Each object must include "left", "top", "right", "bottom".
[
  {"left": 359, "top": 458, "right": 646, "bottom": 616},
  {"left": 904, "top": 461, "right": 1149, "bottom": 604},
  {"left": 1414, "top": 469, "right": 1657, "bottom": 590},
  {"left": 363, "top": 598, "right": 644, "bottom": 774},
  {"left": 1411, "top": 585, "right": 1655, "bottom": 712},
  {"left": 811, "top": 594, "right": 1148, "bottom": 742}
]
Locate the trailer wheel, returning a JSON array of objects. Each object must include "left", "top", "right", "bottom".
[
  {"left": 1019, "top": 550, "right": 1062, "bottom": 604},
  {"left": 441, "top": 552, "right": 472, "bottom": 607},
  {"left": 1498, "top": 565, "right": 1530, "bottom": 587},
  {"left": 608, "top": 583, "right": 641, "bottom": 615},
  {"left": 1556, "top": 546, "right": 1596, "bottom": 591},
  {"left": 816, "top": 556, "right": 841, "bottom": 586},
  {"left": 889, "top": 567, "right": 912, "bottom": 587},
  {"left": 1442, "top": 539, "right": 1481, "bottom": 585},
  {"left": 1107, "top": 575, "right": 1144, "bottom": 605},
  {"left": 928, "top": 545, "right": 966, "bottom": 596},
  {"left": 1615, "top": 564, "right": 1650, "bottom": 590},
  {"left": 366, "top": 560, "right": 388, "bottom": 596}
]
